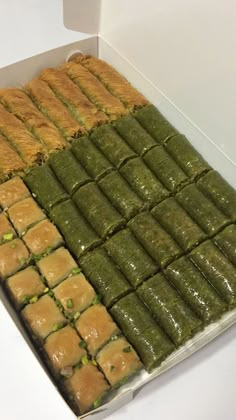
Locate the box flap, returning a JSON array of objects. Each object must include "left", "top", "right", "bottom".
[{"left": 63, "top": 0, "right": 101, "bottom": 35}]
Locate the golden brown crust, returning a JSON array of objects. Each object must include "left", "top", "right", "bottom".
[
  {"left": 0, "top": 88, "right": 67, "bottom": 150},
  {"left": 0, "top": 134, "right": 26, "bottom": 175},
  {"left": 24, "top": 79, "right": 84, "bottom": 138},
  {"left": 61, "top": 62, "right": 127, "bottom": 120},
  {"left": 0, "top": 104, "right": 44, "bottom": 165},
  {"left": 39, "top": 68, "right": 108, "bottom": 130},
  {"left": 74, "top": 55, "right": 149, "bottom": 110}
]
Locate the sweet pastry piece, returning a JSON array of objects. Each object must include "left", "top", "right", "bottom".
[
  {"left": 135, "top": 104, "right": 177, "bottom": 144},
  {"left": 0, "top": 104, "right": 44, "bottom": 165},
  {"left": 214, "top": 225, "right": 236, "bottom": 266},
  {"left": 25, "top": 165, "right": 68, "bottom": 212},
  {"left": 71, "top": 136, "right": 114, "bottom": 181},
  {"left": 120, "top": 157, "right": 169, "bottom": 207},
  {"left": 74, "top": 55, "right": 148, "bottom": 110},
  {"left": 143, "top": 145, "right": 189, "bottom": 192},
  {"left": 137, "top": 273, "right": 202, "bottom": 346},
  {"left": 50, "top": 200, "right": 102, "bottom": 258},
  {"left": 61, "top": 61, "right": 126, "bottom": 119},
  {"left": 73, "top": 183, "right": 125, "bottom": 239},
  {"left": 64, "top": 363, "right": 109, "bottom": 414},
  {"left": 75, "top": 304, "right": 120, "bottom": 355},
  {"left": 25, "top": 79, "right": 83, "bottom": 138},
  {"left": 44, "top": 325, "right": 86, "bottom": 374},
  {"left": 0, "top": 239, "right": 30, "bottom": 279},
  {"left": 165, "top": 134, "right": 211, "bottom": 180},
  {"left": 105, "top": 229, "right": 157, "bottom": 288},
  {"left": 37, "top": 247, "right": 78, "bottom": 288},
  {"left": 152, "top": 197, "right": 207, "bottom": 252},
  {"left": 0, "top": 134, "right": 25, "bottom": 177},
  {"left": 39, "top": 68, "right": 108, "bottom": 129},
  {"left": 128, "top": 212, "right": 183, "bottom": 268},
  {"left": 49, "top": 150, "right": 91, "bottom": 195},
  {"left": 115, "top": 115, "right": 157, "bottom": 156},
  {"left": 7, "top": 266, "right": 45, "bottom": 309},
  {"left": 0, "top": 213, "right": 16, "bottom": 244},
  {"left": 91, "top": 125, "right": 136, "bottom": 169},
  {"left": 23, "top": 219, "right": 63, "bottom": 256},
  {"left": 176, "top": 184, "right": 229, "bottom": 236},
  {"left": 0, "top": 88, "right": 67, "bottom": 150},
  {"left": 53, "top": 273, "right": 96, "bottom": 315},
  {"left": 110, "top": 293, "right": 174, "bottom": 372},
  {"left": 165, "top": 256, "right": 227, "bottom": 323},
  {"left": 0, "top": 177, "right": 30, "bottom": 209},
  {"left": 8, "top": 197, "right": 46, "bottom": 235},
  {"left": 80, "top": 248, "right": 132, "bottom": 308},
  {"left": 190, "top": 241, "right": 236, "bottom": 306},
  {"left": 21, "top": 294, "right": 66, "bottom": 340},
  {"left": 197, "top": 170, "right": 236, "bottom": 221},
  {"left": 98, "top": 171, "right": 145, "bottom": 220},
  {"left": 96, "top": 337, "right": 142, "bottom": 387}
]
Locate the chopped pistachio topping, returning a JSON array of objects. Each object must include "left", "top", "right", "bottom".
[
  {"left": 110, "top": 365, "right": 116, "bottom": 372},
  {"left": 10, "top": 242, "right": 17, "bottom": 249},
  {"left": 92, "top": 359, "right": 98, "bottom": 366},
  {"left": 43, "top": 287, "right": 49, "bottom": 294},
  {"left": 3, "top": 232, "right": 14, "bottom": 241},
  {"left": 66, "top": 298, "right": 73, "bottom": 309},
  {"left": 93, "top": 397, "right": 103, "bottom": 409},
  {"left": 73, "top": 311, "right": 80, "bottom": 320},
  {"left": 29, "top": 296, "right": 38, "bottom": 304},
  {"left": 22, "top": 295, "right": 30, "bottom": 304},
  {"left": 71, "top": 267, "right": 81, "bottom": 276},
  {"left": 123, "top": 346, "right": 131, "bottom": 353},
  {"left": 92, "top": 294, "right": 102, "bottom": 305},
  {"left": 48, "top": 290, "right": 54, "bottom": 297},
  {"left": 52, "top": 322, "right": 64, "bottom": 332},
  {"left": 79, "top": 340, "right": 86, "bottom": 349},
  {"left": 81, "top": 355, "right": 89, "bottom": 366}
]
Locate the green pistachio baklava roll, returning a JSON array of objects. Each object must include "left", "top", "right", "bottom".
[
  {"left": 73, "top": 183, "right": 125, "bottom": 239},
  {"left": 80, "top": 248, "right": 132, "bottom": 307},
  {"left": 176, "top": 184, "right": 229, "bottom": 236},
  {"left": 214, "top": 225, "right": 236, "bottom": 266},
  {"left": 190, "top": 241, "right": 236, "bottom": 306},
  {"left": 165, "top": 134, "right": 211, "bottom": 179},
  {"left": 25, "top": 165, "right": 68, "bottom": 212},
  {"left": 120, "top": 157, "right": 169, "bottom": 207},
  {"left": 49, "top": 150, "right": 91, "bottom": 195},
  {"left": 135, "top": 104, "right": 178, "bottom": 144},
  {"left": 165, "top": 256, "right": 227, "bottom": 323},
  {"left": 91, "top": 124, "right": 137, "bottom": 168},
  {"left": 98, "top": 171, "right": 145, "bottom": 220},
  {"left": 197, "top": 170, "right": 236, "bottom": 221},
  {"left": 105, "top": 229, "right": 157, "bottom": 288},
  {"left": 137, "top": 273, "right": 202, "bottom": 346},
  {"left": 152, "top": 197, "right": 207, "bottom": 252},
  {"left": 71, "top": 136, "right": 114, "bottom": 181},
  {"left": 115, "top": 115, "right": 157, "bottom": 156},
  {"left": 128, "top": 212, "right": 182, "bottom": 268},
  {"left": 143, "top": 146, "right": 189, "bottom": 192}
]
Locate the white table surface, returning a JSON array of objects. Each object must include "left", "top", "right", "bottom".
[{"left": 0, "top": 2, "right": 235, "bottom": 420}]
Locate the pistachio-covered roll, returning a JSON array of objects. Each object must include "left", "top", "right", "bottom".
[
  {"left": 64, "top": 363, "right": 109, "bottom": 414},
  {"left": 135, "top": 105, "right": 178, "bottom": 144},
  {"left": 115, "top": 115, "right": 157, "bottom": 156},
  {"left": 176, "top": 184, "right": 229, "bottom": 236},
  {"left": 165, "top": 134, "right": 211, "bottom": 179},
  {"left": 143, "top": 146, "right": 189, "bottom": 192},
  {"left": 91, "top": 125, "right": 136, "bottom": 168},
  {"left": 25, "top": 165, "right": 68, "bottom": 212},
  {"left": 75, "top": 304, "right": 120, "bottom": 355},
  {"left": 197, "top": 171, "right": 236, "bottom": 221},
  {"left": 98, "top": 171, "right": 145, "bottom": 220},
  {"left": 49, "top": 150, "right": 91, "bottom": 195},
  {"left": 190, "top": 241, "right": 236, "bottom": 306},
  {"left": 0, "top": 177, "right": 30, "bottom": 209},
  {"left": 105, "top": 229, "right": 157, "bottom": 288},
  {"left": 80, "top": 248, "right": 132, "bottom": 307},
  {"left": 50, "top": 200, "right": 102, "bottom": 257},
  {"left": 73, "top": 183, "right": 125, "bottom": 239},
  {"left": 23, "top": 219, "right": 63, "bottom": 257},
  {"left": 8, "top": 197, "right": 46, "bottom": 235},
  {"left": 110, "top": 293, "right": 174, "bottom": 371},
  {"left": 0, "top": 239, "right": 30, "bottom": 279},
  {"left": 120, "top": 158, "right": 169, "bottom": 207},
  {"left": 37, "top": 247, "right": 78, "bottom": 288},
  {"left": 137, "top": 273, "right": 202, "bottom": 345},
  {"left": 0, "top": 213, "right": 16, "bottom": 244},
  {"left": 152, "top": 198, "right": 207, "bottom": 252},
  {"left": 21, "top": 294, "right": 67, "bottom": 340},
  {"left": 165, "top": 256, "right": 227, "bottom": 323},
  {"left": 96, "top": 337, "right": 142, "bottom": 387},
  {"left": 128, "top": 212, "right": 182, "bottom": 268},
  {"left": 214, "top": 225, "right": 236, "bottom": 266},
  {"left": 71, "top": 136, "right": 113, "bottom": 181}
]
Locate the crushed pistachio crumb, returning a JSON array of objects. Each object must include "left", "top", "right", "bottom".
[
  {"left": 81, "top": 355, "right": 89, "bottom": 366},
  {"left": 93, "top": 294, "right": 102, "bottom": 305},
  {"left": 29, "top": 296, "right": 38, "bottom": 304},
  {"left": 79, "top": 340, "right": 86, "bottom": 349},
  {"left": 66, "top": 298, "right": 73, "bottom": 309},
  {"left": 52, "top": 322, "right": 64, "bottom": 332},
  {"left": 71, "top": 267, "right": 81, "bottom": 276},
  {"left": 123, "top": 346, "right": 131, "bottom": 353},
  {"left": 73, "top": 311, "right": 80, "bottom": 321},
  {"left": 3, "top": 232, "right": 14, "bottom": 241},
  {"left": 92, "top": 359, "right": 98, "bottom": 366},
  {"left": 10, "top": 242, "right": 17, "bottom": 249},
  {"left": 93, "top": 397, "right": 103, "bottom": 409},
  {"left": 43, "top": 287, "right": 49, "bottom": 294},
  {"left": 110, "top": 365, "right": 116, "bottom": 372}
]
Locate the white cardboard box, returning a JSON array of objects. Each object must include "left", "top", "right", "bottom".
[{"left": 0, "top": 1, "right": 236, "bottom": 420}]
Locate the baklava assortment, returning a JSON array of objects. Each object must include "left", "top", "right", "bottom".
[{"left": 0, "top": 55, "right": 236, "bottom": 416}]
